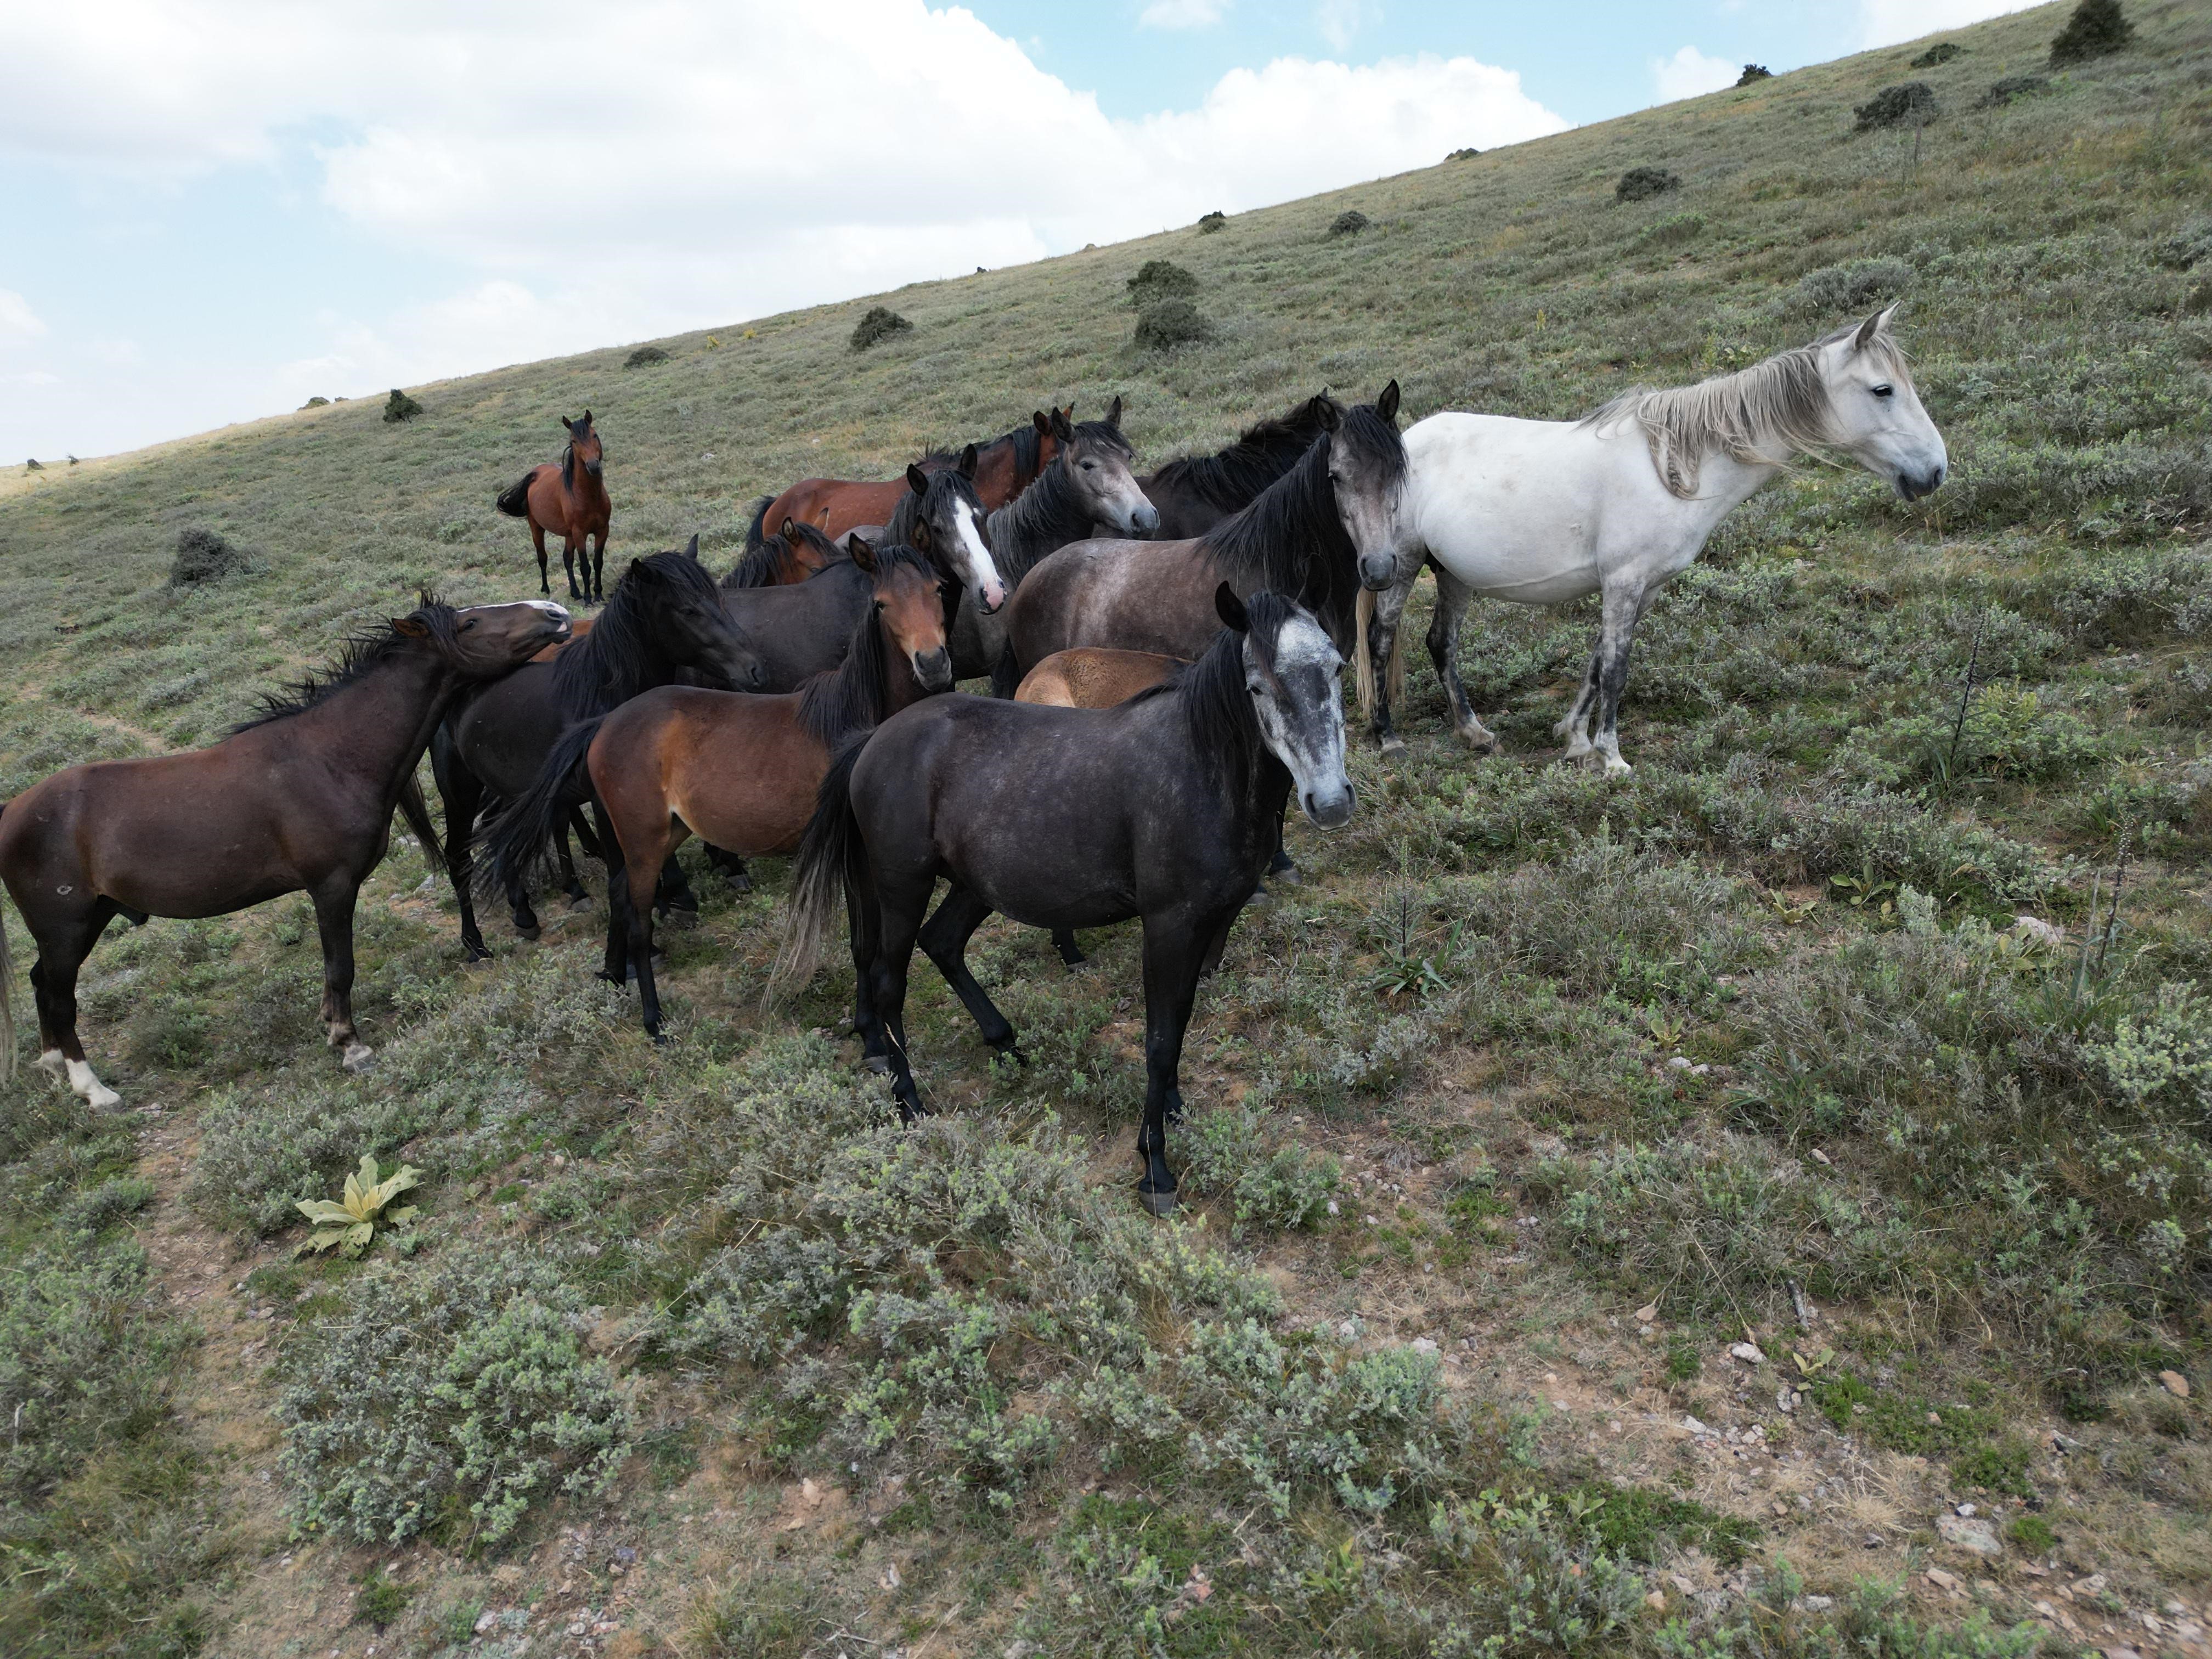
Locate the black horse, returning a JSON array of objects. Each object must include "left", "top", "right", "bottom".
[
  {"left": 1134, "top": 392, "right": 1344, "bottom": 540},
  {"left": 782, "top": 585, "right": 1353, "bottom": 1217},
  {"left": 431, "top": 541, "right": 762, "bottom": 958}
]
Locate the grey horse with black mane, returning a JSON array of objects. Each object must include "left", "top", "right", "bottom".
[{"left": 780, "top": 586, "right": 1352, "bottom": 1217}]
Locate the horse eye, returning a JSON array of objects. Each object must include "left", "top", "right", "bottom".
[
  {"left": 1871, "top": 384, "right": 1894, "bottom": 398},
  {"left": 1082, "top": 460, "right": 1097, "bottom": 470}
]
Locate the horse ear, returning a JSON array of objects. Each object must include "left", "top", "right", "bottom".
[
  {"left": 391, "top": 614, "right": 430, "bottom": 638},
  {"left": 780, "top": 517, "right": 798, "bottom": 541},
  {"left": 682, "top": 533, "right": 700, "bottom": 560},
  {"left": 1853, "top": 306, "right": 1895, "bottom": 352},
  {"left": 560, "top": 415, "right": 575, "bottom": 435},
  {"left": 1215, "top": 583, "right": 1249, "bottom": 634},
  {"left": 1051, "top": 407, "right": 1075, "bottom": 443},
  {"left": 906, "top": 463, "right": 930, "bottom": 495},
  {"left": 1318, "top": 398, "right": 1344, "bottom": 433},
  {"left": 1375, "top": 380, "right": 1401, "bottom": 423},
  {"left": 1105, "top": 394, "right": 1122, "bottom": 427},
  {"left": 847, "top": 534, "right": 877, "bottom": 572},
  {"left": 1032, "top": 410, "right": 1053, "bottom": 437},
  {"left": 628, "top": 557, "right": 653, "bottom": 584},
  {"left": 580, "top": 409, "right": 592, "bottom": 425},
  {"left": 958, "top": 443, "right": 978, "bottom": 478}
]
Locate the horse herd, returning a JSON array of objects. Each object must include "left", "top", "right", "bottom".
[{"left": 0, "top": 307, "right": 1946, "bottom": 1212}]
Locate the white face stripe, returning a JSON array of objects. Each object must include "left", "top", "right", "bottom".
[
  {"left": 523, "top": 599, "right": 572, "bottom": 621},
  {"left": 952, "top": 499, "right": 1006, "bottom": 599}
]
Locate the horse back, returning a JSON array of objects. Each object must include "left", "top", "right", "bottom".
[
  {"left": 1015, "top": 648, "right": 1183, "bottom": 709},
  {"left": 720, "top": 561, "right": 873, "bottom": 692},
  {"left": 592, "top": 686, "right": 823, "bottom": 858},
  {"left": 1006, "top": 537, "right": 1214, "bottom": 673}
]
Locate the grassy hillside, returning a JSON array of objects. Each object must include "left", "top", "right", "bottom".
[{"left": 2, "top": 3, "right": 2209, "bottom": 1655}]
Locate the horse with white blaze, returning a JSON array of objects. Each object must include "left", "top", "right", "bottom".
[{"left": 1355, "top": 306, "right": 1948, "bottom": 770}]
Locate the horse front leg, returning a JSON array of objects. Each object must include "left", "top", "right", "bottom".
[
  {"left": 869, "top": 877, "right": 935, "bottom": 1124},
  {"left": 310, "top": 880, "right": 373, "bottom": 1071},
  {"left": 1365, "top": 579, "right": 1412, "bottom": 754},
  {"left": 562, "top": 535, "right": 584, "bottom": 603},
  {"left": 434, "top": 745, "right": 493, "bottom": 960},
  {"left": 590, "top": 528, "right": 608, "bottom": 605},
  {"left": 1427, "top": 566, "right": 1499, "bottom": 752},
  {"left": 531, "top": 521, "right": 551, "bottom": 596},
  {"left": 1589, "top": 582, "right": 1645, "bottom": 775},
  {"left": 28, "top": 899, "right": 123, "bottom": 1108},
  {"left": 919, "top": 883, "right": 1019, "bottom": 1062},
  {"left": 1133, "top": 909, "right": 1222, "bottom": 1216},
  {"left": 845, "top": 870, "right": 889, "bottom": 1073}
]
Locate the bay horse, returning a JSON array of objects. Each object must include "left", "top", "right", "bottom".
[
  {"left": 1352, "top": 308, "right": 1947, "bottom": 768},
  {"left": 499, "top": 411, "right": 612, "bottom": 603},
  {"left": 431, "top": 541, "right": 763, "bottom": 960},
  {"left": 883, "top": 403, "right": 1154, "bottom": 687},
  {"left": 0, "top": 599, "right": 569, "bottom": 1107},
  {"left": 1135, "top": 392, "right": 1344, "bottom": 540},
  {"left": 743, "top": 407, "right": 1070, "bottom": 551},
  {"left": 1002, "top": 384, "right": 1405, "bottom": 675},
  {"left": 722, "top": 520, "right": 851, "bottom": 589},
  {"left": 482, "top": 538, "right": 951, "bottom": 1037},
  {"left": 780, "top": 586, "right": 1352, "bottom": 1217}
]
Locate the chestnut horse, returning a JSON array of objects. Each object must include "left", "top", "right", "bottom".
[
  {"left": 499, "top": 411, "right": 613, "bottom": 603},
  {"left": 1014, "top": 647, "right": 1182, "bottom": 709},
  {"left": 722, "top": 518, "right": 853, "bottom": 589},
  {"left": 482, "top": 539, "right": 951, "bottom": 1037},
  {"left": 742, "top": 408, "right": 1069, "bottom": 552},
  {"left": 0, "top": 599, "right": 569, "bottom": 1107}
]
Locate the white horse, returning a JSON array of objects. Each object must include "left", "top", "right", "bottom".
[{"left": 1353, "top": 307, "right": 1947, "bottom": 771}]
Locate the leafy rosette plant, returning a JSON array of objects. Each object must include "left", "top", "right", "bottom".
[{"left": 296, "top": 1155, "right": 419, "bottom": 1257}]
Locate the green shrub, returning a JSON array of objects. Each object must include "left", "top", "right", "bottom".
[
  {"left": 1616, "top": 167, "right": 1679, "bottom": 202},
  {"left": 1177, "top": 1104, "right": 1341, "bottom": 1229},
  {"left": 1133, "top": 299, "right": 1214, "bottom": 351},
  {"left": 381, "top": 388, "right": 423, "bottom": 423},
  {"left": 277, "top": 1244, "right": 633, "bottom": 1546},
  {"left": 2050, "top": 0, "right": 2134, "bottom": 65},
  {"left": 848, "top": 306, "right": 911, "bottom": 351},
  {"left": 1977, "top": 74, "right": 2051, "bottom": 108},
  {"left": 188, "top": 1083, "right": 442, "bottom": 1236},
  {"left": 623, "top": 345, "right": 669, "bottom": 368},
  {"left": 168, "top": 527, "right": 244, "bottom": 588},
  {"left": 1195, "top": 210, "right": 1226, "bottom": 233},
  {"left": 1855, "top": 83, "right": 1939, "bottom": 130},
  {"left": 1633, "top": 212, "right": 1706, "bottom": 252},
  {"left": 299, "top": 396, "right": 329, "bottom": 409},
  {"left": 1446, "top": 145, "right": 1482, "bottom": 160},
  {"left": 1794, "top": 256, "right": 1914, "bottom": 315},
  {"left": 1736, "top": 65, "right": 1773, "bottom": 86},
  {"left": 1911, "top": 42, "right": 1964, "bottom": 67},
  {"left": 1124, "top": 259, "right": 1198, "bottom": 305},
  {"left": 1328, "top": 210, "right": 1371, "bottom": 237},
  {"left": 1570, "top": 1481, "right": 1762, "bottom": 1564}
]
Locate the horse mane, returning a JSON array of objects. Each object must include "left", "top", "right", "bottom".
[
  {"left": 982, "top": 417, "right": 1134, "bottom": 579},
  {"left": 551, "top": 546, "right": 720, "bottom": 720},
  {"left": 724, "top": 521, "right": 845, "bottom": 589},
  {"left": 1583, "top": 319, "right": 1913, "bottom": 498},
  {"left": 234, "top": 599, "right": 461, "bottom": 731},
  {"left": 559, "top": 442, "right": 575, "bottom": 494},
  {"left": 921, "top": 417, "right": 1041, "bottom": 479},
  {"left": 1141, "top": 592, "right": 1300, "bottom": 786},
  {"left": 1149, "top": 393, "right": 1344, "bottom": 510},
  {"left": 794, "top": 541, "right": 937, "bottom": 748},
  {"left": 1195, "top": 403, "right": 1404, "bottom": 639}
]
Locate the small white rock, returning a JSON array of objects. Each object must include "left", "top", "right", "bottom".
[{"left": 1730, "top": 1342, "right": 1767, "bottom": 1365}]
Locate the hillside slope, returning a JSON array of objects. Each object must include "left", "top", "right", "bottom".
[{"left": 2, "top": 4, "right": 2209, "bottom": 1657}]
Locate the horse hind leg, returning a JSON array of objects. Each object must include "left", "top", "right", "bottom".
[
  {"left": 1589, "top": 585, "right": 1643, "bottom": 775},
  {"left": 310, "top": 881, "right": 374, "bottom": 1070},
  {"left": 1364, "top": 581, "right": 1412, "bottom": 754},
  {"left": 870, "top": 878, "right": 935, "bottom": 1123},
  {"left": 1051, "top": 927, "right": 1085, "bottom": 968},
  {"left": 1555, "top": 648, "right": 1602, "bottom": 759},
  {"left": 532, "top": 521, "right": 552, "bottom": 596},
  {"left": 919, "top": 883, "right": 1020, "bottom": 1062},
  {"left": 28, "top": 900, "right": 124, "bottom": 1108},
  {"left": 562, "top": 535, "right": 584, "bottom": 603}
]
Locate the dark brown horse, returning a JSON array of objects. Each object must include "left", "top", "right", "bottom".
[
  {"left": 499, "top": 411, "right": 613, "bottom": 603},
  {"left": 742, "top": 408, "right": 1069, "bottom": 552},
  {"left": 1135, "top": 392, "right": 1344, "bottom": 540},
  {"left": 781, "top": 587, "right": 1353, "bottom": 1215},
  {"left": 723, "top": 518, "right": 853, "bottom": 589},
  {"left": 0, "top": 599, "right": 569, "bottom": 1108},
  {"left": 483, "top": 539, "right": 951, "bottom": 1037},
  {"left": 1003, "top": 385, "right": 1406, "bottom": 674}
]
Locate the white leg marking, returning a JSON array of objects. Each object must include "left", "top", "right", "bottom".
[
  {"left": 35, "top": 1048, "right": 65, "bottom": 1080},
  {"left": 341, "top": 1042, "right": 375, "bottom": 1074},
  {"left": 66, "top": 1058, "right": 121, "bottom": 1110}
]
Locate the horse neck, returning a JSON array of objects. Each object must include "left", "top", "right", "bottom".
[
  {"left": 295, "top": 648, "right": 462, "bottom": 796},
  {"left": 970, "top": 435, "right": 1024, "bottom": 499},
  {"left": 985, "top": 461, "right": 1088, "bottom": 580},
  {"left": 1677, "top": 450, "right": 1785, "bottom": 529},
  {"left": 1205, "top": 446, "right": 1358, "bottom": 647},
  {"left": 560, "top": 599, "right": 676, "bottom": 714}
]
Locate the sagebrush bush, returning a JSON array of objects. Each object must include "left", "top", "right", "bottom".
[
  {"left": 278, "top": 1243, "right": 632, "bottom": 1545},
  {"left": 1615, "top": 167, "right": 1678, "bottom": 202},
  {"left": 1854, "top": 82, "right": 1938, "bottom": 129},
  {"left": 623, "top": 345, "right": 669, "bottom": 368},
  {"left": 1133, "top": 299, "right": 1214, "bottom": 352},
  {"left": 381, "top": 388, "right": 423, "bottom": 423},
  {"left": 1177, "top": 1104, "right": 1341, "bottom": 1229},
  {"left": 168, "top": 526, "right": 244, "bottom": 588},
  {"left": 1124, "top": 259, "right": 1198, "bottom": 305},
  {"left": 1631, "top": 211, "right": 1705, "bottom": 252},
  {"left": 1977, "top": 74, "right": 2051, "bottom": 108},
  {"left": 2050, "top": 0, "right": 2134, "bottom": 65},
  {"left": 1793, "top": 256, "right": 1913, "bottom": 315},
  {"left": 848, "top": 306, "right": 911, "bottom": 351},
  {"left": 1328, "top": 210, "right": 1371, "bottom": 238}
]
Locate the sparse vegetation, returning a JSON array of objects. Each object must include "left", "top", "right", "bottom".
[{"left": 3, "top": 2, "right": 2209, "bottom": 1652}]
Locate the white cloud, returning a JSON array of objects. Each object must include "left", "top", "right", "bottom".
[
  {"left": 1651, "top": 46, "right": 1739, "bottom": 104},
  {"left": 1314, "top": 0, "right": 1375, "bottom": 54},
  {"left": 0, "top": 289, "right": 48, "bottom": 346},
  {"left": 1858, "top": 0, "right": 2041, "bottom": 48},
  {"left": 1139, "top": 0, "right": 1230, "bottom": 27},
  {"left": 0, "top": 1, "right": 1568, "bottom": 453}
]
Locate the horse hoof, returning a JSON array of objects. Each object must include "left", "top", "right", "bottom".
[
  {"left": 659, "top": 906, "right": 700, "bottom": 932},
  {"left": 1272, "top": 863, "right": 1303, "bottom": 887},
  {"left": 341, "top": 1042, "right": 376, "bottom": 1074},
  {"left": 1378, "top": 735, "right": 1407, "bottom": 757},
  {"left": 514, "top": 922, "right": 541, "bottom": 941},
  {"left": 864, "top": 1053, "right": 891, "bottom": 1075},
  {"left": 1458, "top": 726, "right": 1500, "bottom": 754},
  {"left": 566, "top": 894, "right": 593, "bottom": 912},
  {"left": 990, "top": 1045, "right": 1028, "bottom": 1070},
  {"left": 1138, "top": 1186, "right": 1178, "bottom": 1218}
]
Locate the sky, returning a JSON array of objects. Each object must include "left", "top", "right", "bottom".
[{"left": 0, "top": 0, "right": 2041, "bottom": 464}]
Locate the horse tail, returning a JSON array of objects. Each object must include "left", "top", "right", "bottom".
[
  {"left": 496, "top": 470, "right": 537, "bottom": 517},
  {"left": 773, "top": 736, "right": 869, "bottom": 998},
  {"left": 1353, "top": 587, "right": 1378, "bottom": 725},
  {"left": 0, "top": 802, "right": 14, "bottom": 1086},
  {"left": 478, "top": 718, "right": 604, "bottom": 903},
  {"left": 396, "top": 771, "right": 444, "bottom": 872},
  {"left": 742, "top": 494, "right": 775, "bottom": 553}
]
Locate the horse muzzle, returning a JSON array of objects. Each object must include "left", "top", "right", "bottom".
[
  {"left": 1126, "top": 501, "right": 1161, "bottom": 535},
  {"left": 1897, "top": 464, "right": 1945, "bottom": 501},
  {"left": 585, "top": 460, "right": 604, "bottom": 478},
  {"left": 1300, "top": 782, "right": 1355, "bottom": 830},
  {"left": 913, "top": 648, "right": 955, "bottom": 691},
  {"left": 1358, "top": 556, "right": 1398, "bottom": 592},
  {"left": 974, "top": 582, "right": 1006, "bottom": 617}
]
